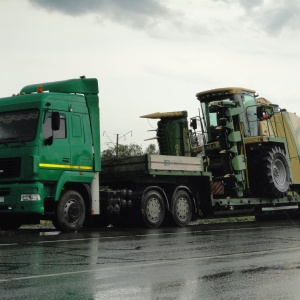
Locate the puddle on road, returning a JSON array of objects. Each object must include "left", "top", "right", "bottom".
[{"left": 39, "top": 231, "right": 61, "bottom": 236}]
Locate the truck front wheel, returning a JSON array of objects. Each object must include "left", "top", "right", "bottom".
[
  {"left": 53, "top": 190, "right": 85, "bottom": 232},
  {"left": 141, "top": 190, "right": 165, "bottom": 228},
  {"left": 171, "top": 191, "right": 192, "bottom": 227}
]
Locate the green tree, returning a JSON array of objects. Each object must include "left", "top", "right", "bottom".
[
  {"left": 102, "top": 143, "right": 143, "bottom": 159},
  {"left": 144, "top": 143, "right": 159, "bottom": 155}
]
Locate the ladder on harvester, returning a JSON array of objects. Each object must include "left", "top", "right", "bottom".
[{"left": 210, "top": 100, "right": 247, "bottom": 198}]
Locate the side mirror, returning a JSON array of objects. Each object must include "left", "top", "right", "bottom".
[
  {"left": 257, "top": 105, "right": 274, "bottom": 121},
  {"left": 52, "top": 112, "right": 60, "bottom": 131},
  {"left": 190, "top": 118, "right": 197, "bottom": 130}
]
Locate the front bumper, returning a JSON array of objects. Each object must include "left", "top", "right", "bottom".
[{"left": 0, "top": 182, "right": 45, "bottom": 214}]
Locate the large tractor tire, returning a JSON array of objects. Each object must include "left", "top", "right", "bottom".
[
  {"left": 258, "top": 147, "right": 290, "bottom": 198},
  {"left": 52, "top": 190, "right": 86, "bottom": 232}
]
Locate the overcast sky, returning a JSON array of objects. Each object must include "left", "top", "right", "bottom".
[{"left": 1, "top": 0, "right": 300, "bottom": 150}]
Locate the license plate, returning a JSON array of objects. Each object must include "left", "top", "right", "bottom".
[{"left": 0, "top": 197, "right": 4, "bottom": 202}]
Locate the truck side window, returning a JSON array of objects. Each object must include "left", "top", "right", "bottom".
[{"left": 43, "top": 112, "right": 66, "bottom": 139}]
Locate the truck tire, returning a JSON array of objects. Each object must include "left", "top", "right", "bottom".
[
  {"left": 259, "top": 147, "right": 290, "bottom": 198},
  {"left": 53, "top": 190, "right": 85, "bottom": 232},
  {"left": 141, "top": 190, "right": 165, "bottom": 228},
  {"left": 171, "top": 191, "right": 192, "bottom": 227}
]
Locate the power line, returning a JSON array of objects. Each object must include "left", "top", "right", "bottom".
[{"left": 103, "top": 130, "right": 133, "bottom": 157}]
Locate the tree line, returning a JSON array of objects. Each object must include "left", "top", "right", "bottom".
[{"left": 102, "top": 143, "right": 159, "bottom": 159}]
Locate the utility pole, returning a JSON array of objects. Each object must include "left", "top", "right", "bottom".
[
  {"left": 116, "top": 131, "right": 132, "bottom": 157},
  {"left": 103, "top": 130, "right": 132, "bottom": 157},
  {"left": 116, "top": 133, "right": 119, "bottom": 158}
]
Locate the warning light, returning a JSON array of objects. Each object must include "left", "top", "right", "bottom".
[
  {"left": 262, "top": 112, "right": 269, "bottom": 120},
  {"left": 37, "top": 86, "right": 43, "bottom": 93}
]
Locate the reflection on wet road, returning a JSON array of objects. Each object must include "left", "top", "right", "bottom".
[{"left": 1, "top": 220, "right": 300, "bottom": 299}]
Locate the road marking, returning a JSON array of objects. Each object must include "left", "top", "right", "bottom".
[{"left": 1, "top": 244, "right": 300, "bottom": 283}]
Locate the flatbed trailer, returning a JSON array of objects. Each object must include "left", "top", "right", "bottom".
[
  {"left": 101, "top": 154, "right": 300, "bottom": 222},
  {"left": 101, "top": 154, "right": 212, "bottom": 227}
]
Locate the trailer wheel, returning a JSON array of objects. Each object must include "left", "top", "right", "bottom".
[
  {"left": 259, "top": 147, "right": 290, "bottom": 198},
  {"left": 172, "top": 191, "right": 192, "bottom": 227},
  {"left": 53, "top": 190, "right": 85, "bottom": 232},
  {"left": 141, "top": 190, "right": 165, "bottom": 228}
]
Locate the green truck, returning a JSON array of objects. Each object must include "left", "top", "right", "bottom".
[
  {"left": 0, "top": 77, "right": 299, "bottom": 232},
  {"left": 0, "top": 77, "right": 211, "bottom": 231}
]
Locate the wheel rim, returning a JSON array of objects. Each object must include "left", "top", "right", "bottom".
[
  {"left": 64, "top": 199, "right": 81, "bottom": 223},
  {"left": 146, "top": 197, "right": 161, "bottom": 222},
  {"left": 176, "top": 197, "right": 189, "bottom": 221},
  {"left": 273, "top": 158, "right": 287, "bottom": 186}
]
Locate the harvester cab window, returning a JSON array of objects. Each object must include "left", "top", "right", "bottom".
[
  {"left": 243, "top": 93, "right": 258, "bottom": 136},
  {"left": 202, "top": 100, "right": 228, "bottom": 142},
  {"left": 209, "top": 112, "right": 218, "bottom": 127},
  {"left": 43, "top": 112, "right": 66, "bottom": 143},
  {"left": 200, "top": 102, "right": 217, "bottom": 142}
]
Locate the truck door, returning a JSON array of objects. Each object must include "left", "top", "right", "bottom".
[
  {"left": 39, "top": 111, "right": 71, "bottom": 181},
  {"left": 70, "top": 114, "right": 93, "bottom": 171}
]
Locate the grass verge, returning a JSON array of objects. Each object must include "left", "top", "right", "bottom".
[{"left": 195, "top": 216, "right": 255, "bottom": 224}]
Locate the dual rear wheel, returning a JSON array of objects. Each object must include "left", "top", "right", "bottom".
[{"left": 141, "top": 189, "right": 193, "bottom": 228}]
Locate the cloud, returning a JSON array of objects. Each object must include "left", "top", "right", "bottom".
[
  {"left": 29, "top": 0, "right": 300, "bottom": 37},
  {"left": 238, "top": 0, "right": 300, "bottom": 35},
  {"left": 212, "top": 0, "right": 300, "bottom": 35},
  {"left": 237, "top": 0, "right": 263, "bottom": 10},
  {"left": 260, "top": 1, "right": 300, "bottom": 35},
  {"left": 29, "top": 0, "right": 171, "bottom": 29}
]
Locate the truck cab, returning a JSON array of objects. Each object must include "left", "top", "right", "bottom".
[{"left": 0, "top": 77, "right": 100, "bottom": 231}]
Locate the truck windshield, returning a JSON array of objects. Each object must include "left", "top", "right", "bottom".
[{"left": 0, "top": 109, "right": 39, "bottom": 144}]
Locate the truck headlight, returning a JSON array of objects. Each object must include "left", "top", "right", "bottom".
[{"left": 21, "top": 194, "right": 41, "bottom": 201}]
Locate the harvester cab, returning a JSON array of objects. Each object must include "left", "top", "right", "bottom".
[
  {"left": 193, "top": 87, "right": 282, "bottom": 199},
  {"left": 192, "top": 85, "right": 300, "bottom": 202},
  {"left": 194, "top": 88, "right": 255, "bottom": 198}
]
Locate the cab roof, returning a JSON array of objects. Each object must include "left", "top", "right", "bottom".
[
  {"left": 20, "top": 77, "right": 98, "bottom": 95},
  {"left": 196, "top": 87, "right": 256, "bottom": 101}
]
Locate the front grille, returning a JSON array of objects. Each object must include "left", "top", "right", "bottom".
[{"left": 0, "top": 157, "right": 21, "bottom": 178}]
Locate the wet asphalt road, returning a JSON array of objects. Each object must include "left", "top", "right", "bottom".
[{"left": 1, "top": 220, "right": 300, "bottom": 299}]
